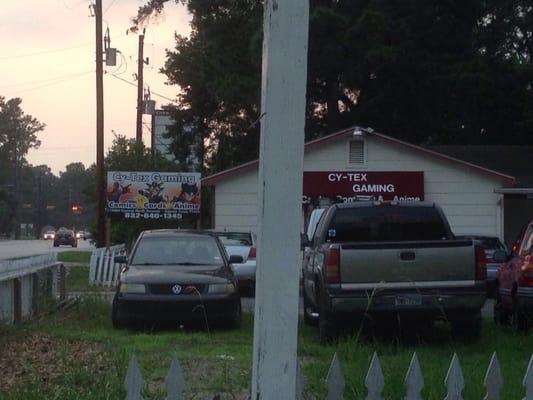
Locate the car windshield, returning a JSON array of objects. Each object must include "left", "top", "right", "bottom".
[
  {"left": 131, "top": 235, "right": 224, "bottom": 266},
  {"left": 216, "top": 232, "right": 253, "bottom": 247}
]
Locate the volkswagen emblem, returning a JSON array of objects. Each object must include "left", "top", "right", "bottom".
[{"left": 171, "top": 284, "right": 182, "bottom": 295}]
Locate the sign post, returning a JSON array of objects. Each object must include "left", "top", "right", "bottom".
[{"left": 252, "top": 1, "right": 309, "bottom": 399}]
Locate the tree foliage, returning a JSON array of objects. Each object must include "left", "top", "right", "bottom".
[
  {"left": 0, "top": 96, "right": 45, "bottom": 235},
  {"left": 136, "top": 0, "right": 532, "bottom": 175}
]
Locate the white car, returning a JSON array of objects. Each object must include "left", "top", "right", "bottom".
[
  {"left": 43, "top": 231, "right": 55, "bottom": 240},
  {"left": 215, "top": 231, "right": 256, "bottom": 295}
]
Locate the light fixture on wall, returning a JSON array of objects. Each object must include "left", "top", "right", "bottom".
[{"left": 352, "top": 127, "right": 364, "bottom": 140}]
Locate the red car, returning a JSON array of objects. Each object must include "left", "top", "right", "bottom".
[{"left": 494, "top": 220, "right": 533, "bottom": 330}]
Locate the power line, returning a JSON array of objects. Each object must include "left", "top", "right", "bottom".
[
  {"left": 103, "top": 0, "right": 119, "bottom": 15},
  {"left": 5, "top": 71, "right": 94, "bottom": 96},
  {"left": 0, "top": 70, "right": 95, "bottom": 89},
  {"left": 0, "top": 32, "right": 127, "bottom": 61},
  {"left": 59, "top": 0, "right": 88, "bottom": 10},
  {"left": 108, "top": 73, "right": 178, "bottom": 103},
  {"left": 0, "top": 43, "right": 93, "bottom": 61}
]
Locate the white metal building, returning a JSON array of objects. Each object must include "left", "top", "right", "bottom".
[{"left": 203, "top": 127, "right": 516, "bottom": 240}]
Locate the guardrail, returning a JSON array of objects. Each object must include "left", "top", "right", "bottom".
[
  {"left": 0, "top": 254, "right": 64, "bottom": 324},
  {"left": 89, "top": 244, "right": 126, "bottom": 287}
]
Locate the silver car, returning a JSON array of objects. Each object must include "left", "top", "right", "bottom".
[{"left": 215, "top": 231, "right": 256, "bottom": 295}]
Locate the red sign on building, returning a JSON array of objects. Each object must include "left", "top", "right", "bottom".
[{"left": 303, "top": 171, "right": 424, "bottom": 203}]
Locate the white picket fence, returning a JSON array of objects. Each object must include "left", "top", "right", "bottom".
[
  {"left": 123, "top": 351, "right": 533, "bottom": 400},
  {"left": 89, "top": 244, "right": 126, "bottom": 287}
]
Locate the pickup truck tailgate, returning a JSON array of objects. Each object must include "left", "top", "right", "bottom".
[{"left": 339, "top": 241, "right": 475, "bottom": 285}]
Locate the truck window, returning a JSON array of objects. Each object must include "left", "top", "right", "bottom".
[{"left": 328, "top": 207, "right": 450, "bottom": 242}]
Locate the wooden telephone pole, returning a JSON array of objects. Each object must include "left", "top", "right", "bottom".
[
  {"left": 252, "top": 1, "right": 309, "bottom": 399},
  {"left": 136, "top": 29, "right": 146, "bottom": 144},
  {"left": 95, "top": 0, "right": 106, "bottom": 247}
]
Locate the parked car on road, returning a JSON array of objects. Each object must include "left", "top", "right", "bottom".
[
  {"left": 53, "top": 229, "right": 77, "bottom": 247},
  {"left": 43, "top": 230, "right": 55, "bottom": 240},
  {"left": 75, "top": 230, "right": 90, "bottom": 240},
  {"left": 112, "top": 230, "right": 242, "bottom": 329},
  {"left": 456, "top": 235, "right": 507, "bottom": 297},
  {"left": 494, "top": 220, "right": 533, "bottom": 331},
  {"left": 215, "top": 231, "right": 256, "bottom": 295},
  {"left": 301, "top": 201, "right": 487, "bottom": 343}
]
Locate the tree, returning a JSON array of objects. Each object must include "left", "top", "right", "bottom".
[
  {"left": 0, "top": 96, "right": 45, "bottom": 237},
  {"left": 134, "top": 0, "right": 533, "bottom": 175}
]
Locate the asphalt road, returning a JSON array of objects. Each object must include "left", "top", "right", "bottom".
[{"left": 0, "top": 239, "right": 94, "bottom": 261}]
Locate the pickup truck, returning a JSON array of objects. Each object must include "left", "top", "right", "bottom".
[{"left": 301, "top": 201, "right": 487, "bottom": 343}]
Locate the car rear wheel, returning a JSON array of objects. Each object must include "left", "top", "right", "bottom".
[
  {"left": 513, "top": 301, "right": 532, "bottom": 332},
  {"left": 450, "top": 311, "right": 482, "bottom": 342},
  {"left": 494, "top": 293, "right": 511, "bottom": 326}
]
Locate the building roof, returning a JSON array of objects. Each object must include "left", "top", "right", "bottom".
[
  {"left": 428, "top": 145, "right": 533, "bottom": 188},
  {"left": 202, "top": 126, "right": 516, "bottom": 187}
]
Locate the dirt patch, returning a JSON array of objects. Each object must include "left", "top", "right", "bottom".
[{"left": 0, "top": 333, "right": 105, "bottom": 392}]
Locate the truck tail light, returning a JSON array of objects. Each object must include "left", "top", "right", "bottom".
[
  {"left": 248, "top": 246, "right": 256, "bottom": 260},
  {"left": 475, "top": 245, "right": 487, "bottom": 281},
  {"left": 325, "top": 246, "right": 340, "bottom": 284}
]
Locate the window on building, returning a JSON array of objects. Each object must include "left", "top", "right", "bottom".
[{"left": 348, "top": 139, "right": 365, "bottom": 165}]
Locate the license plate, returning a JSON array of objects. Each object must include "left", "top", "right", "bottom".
[{"left": 395, "top": 294, "right": 422, "bottom": 306}]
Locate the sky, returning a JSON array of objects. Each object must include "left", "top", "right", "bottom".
[{"left": 0, "top": 0, "right": 191, "bottom": 175}]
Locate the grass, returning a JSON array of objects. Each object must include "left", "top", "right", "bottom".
[
  {"left": 58, "top": 251, "right": 114, "bottom": 292},
  {"left": 58, "top": 251, "right": 91, "bottom": 264},
  {"left": 0, "top": 297, "right": 532, "bottom": 399}
]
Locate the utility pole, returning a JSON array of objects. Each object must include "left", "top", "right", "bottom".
[
  {"left": 136, "top": 29, "right": 146, "bottom": 144},
  {"left": 13, "top": 144, "right": 20, "bottom": 239},
  {"left": 94, "top": 0, "right": 106, "bottom": 247},
  {"left": 251, "top": 1, "right": 309, "bottom": 399}
]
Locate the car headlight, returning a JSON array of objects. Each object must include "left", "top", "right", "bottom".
[
  {"left": 208, "top": 283, "right": 236, "bottom": 294},
  {"left": 119, "top": 283, "right": 146, "bottom": 294}
]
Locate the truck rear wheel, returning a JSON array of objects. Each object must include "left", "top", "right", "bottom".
[{"left": 303, "top": 291, "right": 318, "bottom": 326}]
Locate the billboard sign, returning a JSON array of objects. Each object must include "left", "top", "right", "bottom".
[
  {"left": 106, "top": 171, "right": 201, "bottom": 219},
  {"left": 303, "top": 171, "right": 424, "bottom": 204}
]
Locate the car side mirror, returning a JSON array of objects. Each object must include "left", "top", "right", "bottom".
[
  {"left": 114, "top": 255, "right": 128, "bottom": 264},
  {"left": 492, "top": 250, "right": 508, "bottom": 264},
  {"left": 229, "top": 255, "right": 244, "bottom": 264},
  {"left": 300, "top": 232, "right": 312, "bottom": 250}
]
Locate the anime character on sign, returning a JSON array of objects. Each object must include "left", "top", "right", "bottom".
[
  {"left": 145, "top": 182, "right": 164, "bottom": 203},
  {"left": 135, "top": 190, "right": 148, "bottom": 209},
  {"left": 174, "top": 183, "right": 200, "bottom": 204}
]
